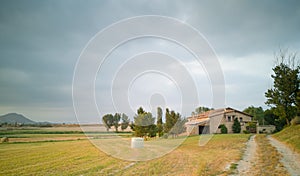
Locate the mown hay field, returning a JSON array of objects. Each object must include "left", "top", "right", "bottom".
[{"left": 0, "top": 130, "right": 250, "bottom": 176}]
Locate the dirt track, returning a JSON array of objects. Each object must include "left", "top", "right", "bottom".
[
  {"left": 233, "top": 135, "right": 300, "bottom": 176},
  {"left": 268, "top": 136, "right": 300, "bottom": 176},
  {"left": 235, "top": 135, "right": 257, "bottom": 175}
]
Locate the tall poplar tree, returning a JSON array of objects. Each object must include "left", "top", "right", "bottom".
[{"left": 157, "top": 107, "right": 163, "bottom": 137}]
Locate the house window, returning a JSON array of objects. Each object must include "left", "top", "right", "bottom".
[
  {"left": 240, "top": 117, "right": 243, "bottom": 122},
  {"left": 228, "top": 116, "right": 231, "bottom": 122}
]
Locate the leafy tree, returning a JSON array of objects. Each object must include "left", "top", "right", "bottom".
[
  {"left": 164, "top": 108, "right": 179, "bottom": 133},
  {"left": 246, "top": 122, "right": 257, "bottom": 133},
  {"left": 102, "top": 114, "right": 113, "bottom": 131},
  {"left": 265, "top": 50, "right": 299, "bottom": 125},
  {"left": 191, "top": 106, "right": 214, "bottom": 116},
  {"left": 264, "top": 108, "right": 286, "bottom": 132},
  {"left": 129, "top": 122, "right": 135, "bottom": 131},
  {"left": 297, "top": 91, "right": 300, "bottom": 115},
  {"left": 133, "top": 107, "right": 157, "bottom": 137},
  {"left": 243, "top": 106, "right": 265, "bottom": 125},
  {"left": 164, "top": 108, "right": 184, "bottom": 138},
  {"left": 147, "top": 123, "right": 157, "bottom": 137},
  {"left": 121, "top": 113, "right": 130, "bottom": 131},
  {"left": 169, "top": 117, "right": 187, "bottom": 137},
  {"left": 232, "top": 118, "right": 241, "bottom": 133},
  {"left": 137, "top": 106, "right": 145, "bottom": 115},
  {"left": 157, "top": 107, "right": 163, "bottom": 137},
  {"left": 113, "top": 113, "right": 121, "bottom": 132}
]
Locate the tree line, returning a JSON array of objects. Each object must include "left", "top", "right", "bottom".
[
  {"left": 101, "top": 106, "right": 186, "bottom": 138},
  {"left": 102, "top": 50, "right": 299, "bottom": 135},
  {"left": 102, "top": 113, "right": 130, "bottom": 132}
]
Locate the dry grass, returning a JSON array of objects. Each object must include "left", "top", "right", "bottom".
[
  {"left": 0, "top": 140, "right": 130, "bottom": 175},
  {"left": 0, "top": 134, "right": 250, "bottom": 175},
  {"left": 272, "top": 124, "right": 300, "bottom": 153},
  {"left": 250, "top": 135, "right": 289, "bottom": 176}
]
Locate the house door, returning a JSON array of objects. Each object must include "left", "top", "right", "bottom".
[{"left": 199, "top": 126, "right": 209, "bottom": 134}]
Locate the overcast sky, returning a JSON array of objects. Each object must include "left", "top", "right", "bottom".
[{"left": 0, "top": 0, "right": 300, "bottom": 123}]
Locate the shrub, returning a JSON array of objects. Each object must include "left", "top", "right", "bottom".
[
  {"left": 218, "top": 124, "right": 228, "bottom": 134},
  {"left": 247, "top": 122, "right": 257, "bottom": 133},
  {"left": 232, "top": 118, "right": 241, "bottom": 133},
  {"left": 291, "top": 116, "right": 300, "bottom": 125},
  {"left": 243, "top": 130, "right": 250, "bottom": 134}
]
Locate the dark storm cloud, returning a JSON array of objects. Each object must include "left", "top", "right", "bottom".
[
  {"left": 182, "top": 0, "right": 300, "bottom": 57},
  {"left": 0, "top": 0, "right": 299, "bottom": 122}
]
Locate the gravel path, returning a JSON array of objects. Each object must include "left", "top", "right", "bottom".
[
  {"left": 268, "top": 136, "right": 300, "bottom": 176},
  {"left": 234, "top": 135, "right": 257, "bottom": 175}
]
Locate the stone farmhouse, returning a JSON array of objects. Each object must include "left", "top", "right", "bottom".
[{"left": 185, "top": 107, "right": 255, "bottom": 135}]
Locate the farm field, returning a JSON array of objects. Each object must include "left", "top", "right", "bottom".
[
  {"left": 0, "top": 126, "right": 131, "bottom": 143},
  {"left": 0, "top": 128, "right": 251, "bottom": 175}
]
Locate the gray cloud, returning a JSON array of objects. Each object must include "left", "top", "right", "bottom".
[{"left": 0, "top": 0, "right": 299, "bottom": 122}]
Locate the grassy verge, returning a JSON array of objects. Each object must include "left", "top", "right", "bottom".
[
  {"left": 0, "top": 134, "right": 250, "bottom": 175},
  {"left": 272, "top": 124, "right": 300, "bottom": 153},
  {"left": 250, "top": 135, "right": 288, "bottom": 176}
]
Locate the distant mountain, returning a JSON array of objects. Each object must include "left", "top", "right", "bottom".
[{"left": 0, "top": 113, "right": 36, "bottom": 124}]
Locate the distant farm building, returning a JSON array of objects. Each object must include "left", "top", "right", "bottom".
[
  {"left": 186, "top": 107, "right": 255, "bottom": 135},
  {"left": 257, "top": 125, "right": 275, "bottom": 134}
]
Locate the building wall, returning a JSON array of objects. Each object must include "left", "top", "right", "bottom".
[
  {"left": 257, "top": 125, "right": 275, "bottom": 134},
  {"left": 187, "top": 124, "right": 210, "bottom": 135},
  {"left": 209, "top": 114, "right": 224, "bottom": 134},
  {"left": 187, "top": 109, "right": 253, "bottom": 135},
  {"left": 240, "top": 123, "right": 248, "bottom": 133},
  {"left": 225, "top": 111, "right": 252, "bottom": 122},
  {"left": 186, "top": 125, "right": 198, "bottom": 135},
  {"left": 216, "top": 111, "right": 252, "bottom": 134}
]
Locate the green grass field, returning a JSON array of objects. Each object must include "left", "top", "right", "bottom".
[{"left": 0, "top": 128, "right": 251, "bottom": 175}]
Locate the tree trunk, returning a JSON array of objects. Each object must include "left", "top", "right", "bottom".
[{"left": 286, "top": 117, "right": 290, "bottom": 126}]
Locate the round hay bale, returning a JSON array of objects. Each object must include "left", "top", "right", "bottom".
[
  {"left": 1, "top": 137, "right": 9, "bottom": 143},
  {"left": 131, "top": 137, "right": 144, "bottom": 148}
]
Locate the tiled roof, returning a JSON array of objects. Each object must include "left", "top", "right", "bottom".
[
  {"left": 185, "top": 117, "right": 209, "bottom": 125},
  {"left": 188, "top": 107, "right": 253, "bottom": 121}
]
